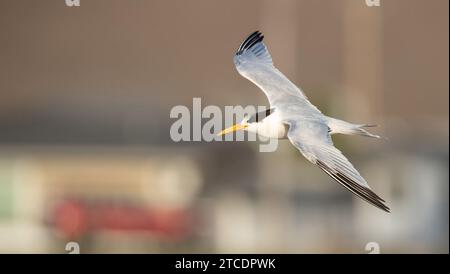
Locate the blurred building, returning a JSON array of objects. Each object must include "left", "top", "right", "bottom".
[{"left": 0, "top": 0, "right": 448, "bottom": 253}]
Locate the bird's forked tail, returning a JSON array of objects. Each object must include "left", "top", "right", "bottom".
[{"left": 326, "top": 117, "right": 383, "bottom": 139}]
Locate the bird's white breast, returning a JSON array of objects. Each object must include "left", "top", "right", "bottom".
[{"left": 247, "top": 111, "right": 289, "bottom": 139}]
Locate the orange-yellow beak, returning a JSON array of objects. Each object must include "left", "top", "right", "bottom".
[{"left": 217, "top": 124, "right": 248, "bottom": 136}]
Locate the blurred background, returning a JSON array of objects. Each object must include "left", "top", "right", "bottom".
[{"left": 0, "top": 0, "right": 448, "bottom": 253}]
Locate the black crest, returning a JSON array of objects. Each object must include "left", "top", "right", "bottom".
[{"left": 247, "top": 108, "right": 274, "bottom": 123}]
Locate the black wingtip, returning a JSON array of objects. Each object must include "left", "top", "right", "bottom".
[
  {"left": 316, "top": 160, "right": 391, "bottom": 213},
  {"left": 236, "top": 30, "right": 264, "bottom": 55}
]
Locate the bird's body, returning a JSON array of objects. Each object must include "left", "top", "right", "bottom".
[{"left": 219, "top": 31, "right": 390, "bottom": 212}]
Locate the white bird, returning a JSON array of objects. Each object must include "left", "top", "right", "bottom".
[{"left": 218, "top": 31, "right": 390, "bottom": 212}]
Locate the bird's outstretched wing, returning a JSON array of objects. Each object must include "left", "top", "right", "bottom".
[
  {"left": 286, "top": 120, "right": 390, "bottom": 212},
  {"left": 234, "top": 31, "right": 322, "bottom": 120}
]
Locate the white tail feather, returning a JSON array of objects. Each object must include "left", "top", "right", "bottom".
[{"left": 326, "top": 117, "right": 382, "bottom": 139}]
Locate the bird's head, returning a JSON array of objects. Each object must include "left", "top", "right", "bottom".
[{"left": 217, "top": 108, "right": 274, "bottom": 136}]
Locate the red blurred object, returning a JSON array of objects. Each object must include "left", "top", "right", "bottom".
[
  {"left": 52, "top": 199, "right": 193, "bottom": 241},
  {"left": 53, "top": 200, "right": 87, "bottom": 238}
]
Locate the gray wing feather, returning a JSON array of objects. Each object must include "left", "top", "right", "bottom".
[
  {"left": 287, "top": 120, "right": 390, "bottom": 212},
  {"left": 233, "top": 31, "right": 322, "bottom": 120}
]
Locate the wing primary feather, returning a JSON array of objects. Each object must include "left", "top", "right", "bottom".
[
  {"left": 236, "top": 31, "right": 263, "bottom": 55},
  {"left": 237, "top": 31, "right": 258, "bottom": 53},
  {"left": 318, "top": 162, "right": 390, "bottom": 212},
  {"left": 336, "top": 171, "right": 386, "bottom": 202},
  {"left": 247, "top": 35, "right": 264, "bottom": 50},
  {"left": 242, "top": 31, "right": 260, "bottom": 49},
  {"left": 317, "top": 160, "right": 390, "bottom": 212},
  {"left": 237, "top": 30, "right": 259, "bottom": 52}
]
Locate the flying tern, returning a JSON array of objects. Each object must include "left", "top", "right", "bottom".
[{"left": 218, "top": 31, "right": 390, "bottom": 212}]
